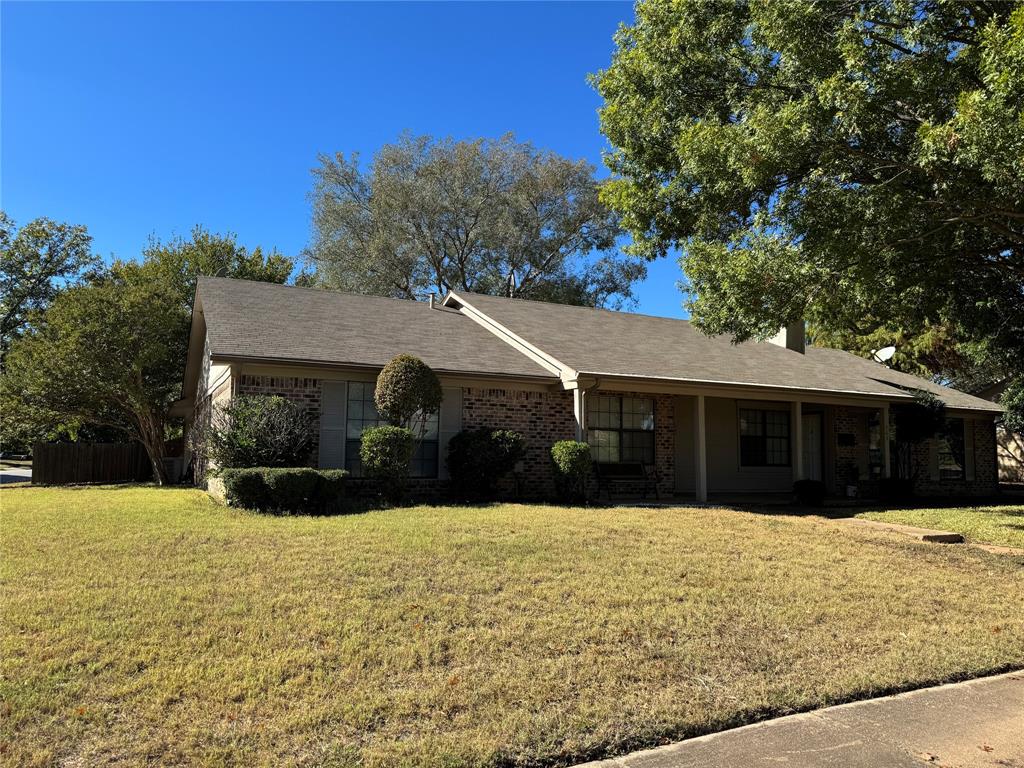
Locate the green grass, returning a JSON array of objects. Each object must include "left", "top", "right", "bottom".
[
  {"left": 2, "top": 486, "right": 1023, "bottom": 767},
  {"left": 856, "top": 504, "right": 1024, "bottom": 549}
]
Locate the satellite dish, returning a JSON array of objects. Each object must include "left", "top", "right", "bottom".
[{"left": 871, "top": 346, "right": 896, "bottom": 363}]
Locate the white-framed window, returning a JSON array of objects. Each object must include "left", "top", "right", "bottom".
[
  {"left": 738, "top": 408, "right": 791, "bottom": 467},
  {"left": 587, "top": 395, "right": 655, "bottom": 464},
  {"left": 344, "top": 381, "right": 439, "bottom": 478}
]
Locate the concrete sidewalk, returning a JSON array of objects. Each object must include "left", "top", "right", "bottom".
[{"left": 579, "top": 671, "right": 1024, "bottom": 768}]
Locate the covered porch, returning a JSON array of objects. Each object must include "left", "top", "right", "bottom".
[{"left": 565, "top": 379, "right": 892, "bottom": 503}]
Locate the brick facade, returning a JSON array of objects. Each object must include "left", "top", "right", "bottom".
[
  {"left": 833, "top": 406, "right": 874, "bottom": 494},
  {"left": 201, "top": 372, "right": 999, "bottom": 501},
  {"left": 831, "top": 406, "right": 998, "bottom": 498},
  {"left": 910, "top": 418, "right": 998, "bottom": 497},
  {"left": 461, "top": 387, "right": 576, "bottom": 498}
]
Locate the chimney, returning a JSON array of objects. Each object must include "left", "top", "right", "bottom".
[
  {"left": 768, "top": 320, "right": 806, "bottom": 354},
  {"left": 428, "top": 293, "right": 436, "bottom": 310}
]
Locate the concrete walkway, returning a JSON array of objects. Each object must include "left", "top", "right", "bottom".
[{"left": 579, "top": 671, "right": 1024, "bottom": 768}]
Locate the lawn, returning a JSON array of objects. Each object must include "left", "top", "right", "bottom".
[
  {"left": 856, "top": 504, "right": 1024, "bottom": 549},
  {"left": 2, "top": 487, "right": 1023, "bottom": 767}
]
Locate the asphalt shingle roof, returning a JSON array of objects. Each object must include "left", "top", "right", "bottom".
[
  {"left": 448, "top": 292, "right": 1001, "bottom": 412},
  {"left": 193, "top": 278, "right": 999, "bottom": 412},
  {"left": 196, "top": 278, "right": 555, "bottom": 379}
]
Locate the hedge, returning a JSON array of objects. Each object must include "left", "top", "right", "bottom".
[{"left": 219, "top": 467, "right": 348, "bottom": 514}]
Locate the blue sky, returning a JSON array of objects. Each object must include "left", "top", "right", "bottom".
[{"left": 2, "top": 1, "right": 687, "bottom": 317}]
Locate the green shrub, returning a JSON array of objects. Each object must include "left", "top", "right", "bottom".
[
  {"left": 793, "top": 479, "right": 826, "bottom": 506},
  {"left": 374, "top": 354, "right": 443, "bottom": 429},
  {"left": 447, "top": 428, "right": 526, "bottom": 499},
  {"left": 360, "top": 425, "right": 414, "bottom": 504},
  {"left": 220, "top": 467, "right": 348, "bottom": 514},
  {"left": 220, "top": 467, "right": 268, "bottom": 509},
  {"left": 264, "top": 467, "right": 321, "bottom": 509},
  {"left": 550, "top": 440, "right": 592, "bottom": 502},
  {"left": 315, "top": 469, "right": 348, "bottom": 507},
  {"left": 195, "top": 395, "right": 314, "bottom": 469}
]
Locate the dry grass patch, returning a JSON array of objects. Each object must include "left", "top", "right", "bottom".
[{"left": 2, "top": 486, "right": 1023, "bottom": 767}]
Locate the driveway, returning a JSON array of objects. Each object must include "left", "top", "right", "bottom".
[
  {"left": 0, "top": 467, "right": 32, "bottom": 485},
  {"left": 579, "top": 671, "right": 1024, "bottom": 768}
]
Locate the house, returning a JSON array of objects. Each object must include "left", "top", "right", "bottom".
[
  {"left": 177, "top": 277, "right": 1003, "bottom": 500},
  {"left": 973, "top": 379, "right": 1023, "bottom": 483}
]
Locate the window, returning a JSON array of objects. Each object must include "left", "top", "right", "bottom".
[
  {"left": 938, "top": 418, "right": 965, "bottom": 480},
  {"left": 344, "top": 381, "right": 439, "bottom": 478},
  {"left": 587, "top": 395, "right": 655, "bottom": 464},
  {"left": 739, "top": 408, "right": 791, "bottom": 467}
]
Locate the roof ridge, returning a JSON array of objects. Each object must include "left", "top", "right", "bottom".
[
  {"left": 199, "top": 276, "right": 438, "bottom": 308},
  {"left": 452, "top": 289, "right": 694, "bottom": 324}
]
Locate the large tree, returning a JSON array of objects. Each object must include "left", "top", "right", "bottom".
[
  {"left": 595, "top": 1, "right": 1023, "bottom": 366},
  {"left": 141, "top": 225, "right": 293, "bottom": 308},
  {"left": 1, "top": 228, "right": 294, "bottom": 478},
  {"left": 307, "top": 133, "right": 645, "bottom": 307},
  {"left": 0, "top": 213, "right": 97, "bottom": 360}
]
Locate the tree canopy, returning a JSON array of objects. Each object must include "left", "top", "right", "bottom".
[
  {"left": 1, "top": 228, "right": 294, "bottom": 478},
  {"left": 140, "top": 225, "right": 293, "bottom": 308},
  {"left": 306, "top": 133, "right": 645, "bottom": 308},
  {"left": 1, "top": 213, "right": 97, "bottom": 360},
  {"left": 595, "top": 1, "right": 1023, "bottom": 374}
]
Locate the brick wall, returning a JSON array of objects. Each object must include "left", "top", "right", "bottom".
[
  {"left": 461, "top": 387, "right": 576, "bottom": 498},
  {"left": 910, "top": 418, "right": 998, "bottom": 497},
  {"left": 833, "top": 406, "right": 871, "bottom": 494},
  {"left": 460, "top": 388, "right": 677, "bottom": 500}
]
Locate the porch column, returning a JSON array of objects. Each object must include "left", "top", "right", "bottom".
[
  {"left": 793, "top": 400, "right": 804, "bottom": 481},
  {"left": 881, "top": 404, "right": 891, "bottom": 478},
  {"left": 694, "top": 394, "right": 708, "bottom": 502},
  {"left": 572, "top": 387, "right": 586, "bottom": 442}
]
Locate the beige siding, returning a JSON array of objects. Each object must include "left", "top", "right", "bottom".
[
  {"left": 673, "top": 396, "right": 696, "bottom": 492},
  {"left": 705, "top": 397, "right": 793, "bottom": 493}
]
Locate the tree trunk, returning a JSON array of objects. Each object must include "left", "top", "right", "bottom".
[{"left": 136, "top": 411, "right": 169, "bottom": 485}]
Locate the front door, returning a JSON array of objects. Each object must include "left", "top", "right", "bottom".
[{"left": 802, "top": 413, "right": 823, "bottom": 481}]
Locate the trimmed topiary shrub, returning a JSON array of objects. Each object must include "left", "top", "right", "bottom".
[
  {"left": 551, "top": 440, "right": 592, "bottom": 503},
  {"left": 219, "top": 467, "right": 348, "bottom": 514},
  {"left": 360, "top": 425, "right": 415, "bottom": 504},
  {"left": 793, "top": 479, "right": 827, "bottom": 506},
  {"left": 374, "top": 354, "right": 443, "bottom": 430},
  {"left": 195, "top": 395, "right": 314, "bottom": 469},
  {"left": 447, "top": 428, "right": 526, "bottom": 499}
]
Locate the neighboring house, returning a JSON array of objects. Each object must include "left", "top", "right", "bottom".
[
  {"left": 973, "top": 379, "right": 1024, "bottom": 483},
  {"left": 176, "top": 277, "right": 1003, "bottom": 499}
]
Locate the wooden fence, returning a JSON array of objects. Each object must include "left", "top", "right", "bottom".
[{"left": 32, "top": 442, "right": 153, "bottom": 485}]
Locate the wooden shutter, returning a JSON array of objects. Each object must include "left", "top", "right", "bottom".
[
  {"left": 319, "top": 381, "right": 348, "bottom": 469},
  {"left": 928, "top": 439, "right": 940, "bottom": 482},
  {"left": 438, "top": 387, "right": 463, "bottom": 480},
  {"left": 965, "top": 420, "right": 976, "bottom": 481}
]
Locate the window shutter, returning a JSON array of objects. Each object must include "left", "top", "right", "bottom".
[
  {"left": 438, "top": 387, "right": 463, "bottom": 480},
  {"left": 965, "top": 420, "right": 976, "bottom": 481},
  {"left": 928, "top": 439, "right": 940, "bottom": 482},
  {"left": 319, "top": 381, "right": 347, "bottom": 469}
]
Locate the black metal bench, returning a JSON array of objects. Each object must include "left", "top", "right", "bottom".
[{"left": 593, "top": 462, "right": 660, "bottom": 500}]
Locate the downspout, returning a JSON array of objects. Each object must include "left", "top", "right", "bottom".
[{"left": 572, "top": 378, "right": 601, "bottom": 442}]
